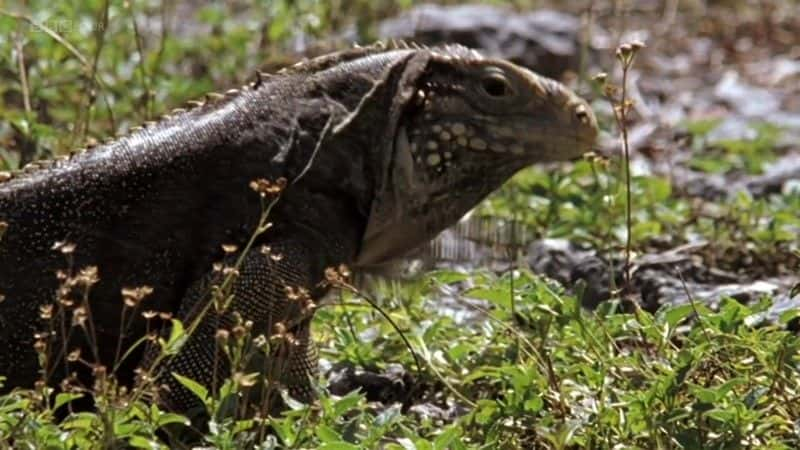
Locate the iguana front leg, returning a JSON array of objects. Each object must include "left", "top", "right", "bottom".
[{"left": 142, "top": 236, "right": 330, "bottom": 414}]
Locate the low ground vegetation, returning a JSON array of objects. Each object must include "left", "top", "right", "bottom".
[{"left": 1, "top": 1, "right": 798, "bottom": 448}]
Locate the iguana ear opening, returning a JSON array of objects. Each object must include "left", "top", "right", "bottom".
[
  {"left": 372, "top": 52, "right": 433, "bottom": 196},
  {"left": 331, "top": 50, "right": 432, "bottom": 168},
  {"left": 330, "top": 51, "right": 434, "bottom": 267}
]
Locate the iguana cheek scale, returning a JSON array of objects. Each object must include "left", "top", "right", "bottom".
[{"left": 0, "top": 43, "right": 597, "bottom": 413}]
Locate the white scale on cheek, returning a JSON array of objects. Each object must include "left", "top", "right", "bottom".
[
  {"left": 490, "top": 142, "right": 506, "bottom": 152},
  {"left": 426, "top": 153, "right": 441, "bottom": 166},
  {"left": 451, "top": 123, "right": 466, "bottom": 135},
  {"left": 469, "top": 138, "right": 487, "bottom": 151},
  {"left": 496, "top": 126, "right": 514, "bottom": 137}
]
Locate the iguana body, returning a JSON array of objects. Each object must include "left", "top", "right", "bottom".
[{"left": 0, "top": 43, "right": 596, "bottom": 412}]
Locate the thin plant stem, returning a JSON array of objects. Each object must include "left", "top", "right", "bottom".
[{"left": 620, "top": 65, "right": 633, "bottom": 293}]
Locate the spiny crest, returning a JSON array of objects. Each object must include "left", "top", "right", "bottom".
[
  {"left": 432, "top": 43, "right": 484, "bottom": 62},
  {"left": 269, "top": 40, "right": 435, "bottom": 76},
  {"left": 0, "top": 41, "right": 481, "bottom": 186},
  {"left": 0, "top": 82, "right": 252, "bottom": 185},
  {"left": 260, "top": 41, "right": 484, "bottom": 87}
]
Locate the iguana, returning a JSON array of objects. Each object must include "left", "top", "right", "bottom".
[{"left": 0, "top": 43, "right": 597, "bottom": 413}]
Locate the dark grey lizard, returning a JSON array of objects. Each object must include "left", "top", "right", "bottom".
[{"left": 0, "top": 43, "right": 597, "bottom": 413}]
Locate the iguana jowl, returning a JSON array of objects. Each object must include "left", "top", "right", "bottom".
[{"left": 0, "top": 43, "right": 597, "bottom": 412}]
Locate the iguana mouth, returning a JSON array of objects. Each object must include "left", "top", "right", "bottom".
[{"left": 398, "top": 117, "right": 593, "bottom": 170}]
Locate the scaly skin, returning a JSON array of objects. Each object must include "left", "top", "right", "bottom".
[{"left": 0, "top": 43, "right": 597, "bottom": 412}]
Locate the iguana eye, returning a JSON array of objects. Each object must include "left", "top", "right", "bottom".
[{"left": 480, "top": 71, "right": 514, "bottom": 98}]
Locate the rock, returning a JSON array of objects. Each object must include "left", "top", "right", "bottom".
[
  {"left": 637, "top": 270, "right": 780, "bottom": 310},
  {"left": 744, "top": 152, "right": 800, "bottom": 197},
  {"left": 714, "top": 70, "right": 781, "bottom": 117},
  {"left": 379, "top": 4, "right": 584, "bottom": 78},
  {"left": 527, "top": 238, "right": 595, "bottom": 286},
  {"left": 706, "top": 116, "right": 759, "bottom": 143},
  {"left": 327, "top": 362, "right": 413, "bottom": 404}
]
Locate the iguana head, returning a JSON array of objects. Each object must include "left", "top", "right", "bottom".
[{"left": 354, "top": 45, "right": 597, "bottom": 267}]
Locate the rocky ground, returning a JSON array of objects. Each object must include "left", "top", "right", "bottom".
[
  {"left": 329, "top": 1, "right": 800, "bottom": 401},
  {"left": 376, "top": 1, "right": 799, "bottom": 315}
]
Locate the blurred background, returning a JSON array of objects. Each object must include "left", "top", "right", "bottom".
[
  {"left": 1, "top": 2, "right": 800, "bottom": 448},
  {"left": 1, "top": 0, "right": 798, "bottom": 310}
]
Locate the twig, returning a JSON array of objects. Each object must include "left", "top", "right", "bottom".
[
  {"left": 597, "top": 41, "right": 645, "bottom": 295},
  {"left": 13, "top": 30, "right": 31, "bottom": 117},
  {"left": 619, "top": 51, "right": 634, "bottom": 293},
  {"left": 331, "top": 278, "right": 423, "bottom": 376},
  {"left": 675, "top": 269, "right": 712, "bottom": 344},
  {"left": 80, "top": 0, "right": 112, "bottom": 139},
  {"left": 129, "top": 1, "right": 153, "bottom": 118}
]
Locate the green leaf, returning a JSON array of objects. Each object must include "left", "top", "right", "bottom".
[
  {"left": 779, "top": 308, "right": 800, "bottom": 325},
  {"left": 690, "top": 156, "right": 731, "bottom": 173},
  {"left": 716, "top": 378, "right": 744, "bottom": 397},
  {"left": 53, "top": 392, "right": 84, "bottom": 411},
  {"left": 429, "top": 270, "right": 470, "bottom": 285},
  {"left": 473, "top": 399, "right": 498, "bottom": 425},
  {"left": 162, "top": 319, "right": 188, "bottom": 354},
  {"left": 661, "top": 304, "right": 695, "bottom": 328},
  {"left": 524, "top": 396, "right": 544, "bottom": 413},
  {"left": 705, "top": 408, "right": 737, "bottom": 423},
  {"left": 61, "top": 412, "right": 99, "bottom": 430},
  {"left": 270, "top": 417, "right": 296, "bottom": 446},
  {"left": 692, "top": 386, "right": 719, "bottom": 403},
  {"left": 127, "top": 435, "right": 159, "bottom": 449},
  {"left": 641, "top": 176, "right": 672, "bottom": 202},
  {"left": 466, "top": 287, "right": 512, "bottom": 309},
  {"left": 318, "top": 442, "right": 360, "bottom": 450},
  {"left": 684, "top": 118, "right": 722, "bottom": 137},
  {"left": 156, "top": 412, "right": 190, "bottom": 427},
  {"left": 196, "top": 4, "right": 226, "bottom": 25},
  {"left": 433, "top": 425, "right": 461, "bottom": 450},
  {"left": 171, "top": 372, "right": 208, "bottom": 404},
  {"left": 233, "top": 418, "right": 255, "bottom": 434},
  {"left": 631, "top": 220, "right": 662, "bottom": 241},
  {"left": 414, "top": 439, "right": 434, "bottom": 450},
  {"left": 332, "top": 390, "right": 363, "bottom": 416},
  {"left": 316, "top": 424, "right": 342, "bottom": 443}
]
